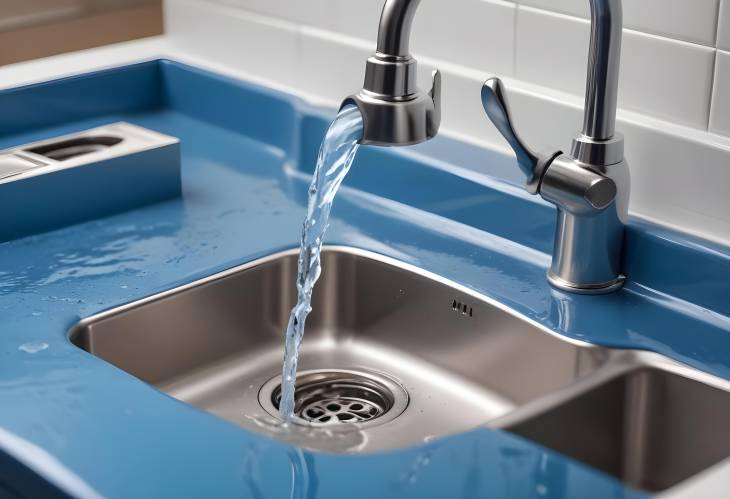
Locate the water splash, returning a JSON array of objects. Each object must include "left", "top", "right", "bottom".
[
  {"left": 279, "top": 105, "right": 363, "bottom": 421},
  {"left": 244, "top": 415, "right": 367, "bottom": 453}
]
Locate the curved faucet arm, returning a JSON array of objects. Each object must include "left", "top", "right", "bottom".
[
  {"left": 376, "top": 0, "right": 421, "bottom": 57},
  {"left": 583, "top": 0, "right": 623, "bottom": 141}
]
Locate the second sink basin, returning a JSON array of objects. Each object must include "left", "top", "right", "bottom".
[
  {"left": 503, "top": 364, "right": 730, "bottom": 491},
  {"left": 69, "top": 246, "right": 730, "bottom": 492}
]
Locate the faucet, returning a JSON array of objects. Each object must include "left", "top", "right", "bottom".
[{"left": 343, "top": 0, "right": 629, "bottom": 294}]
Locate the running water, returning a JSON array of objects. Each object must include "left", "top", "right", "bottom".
[{"left": 279, "top": 105, "right": 364, "bottom": 421}]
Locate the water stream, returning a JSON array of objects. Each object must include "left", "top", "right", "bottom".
[{"left": 279, "top": 105, "right": 364, "bottom": 421}]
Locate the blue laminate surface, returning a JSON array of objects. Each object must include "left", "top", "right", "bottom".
[{"left": 1, "top": 60, "right": 728, "bottom": 498}]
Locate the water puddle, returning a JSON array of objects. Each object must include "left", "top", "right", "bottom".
[
  {"left": 18, "top": 341, "right": 49, "bottom": 354},
  {"left": 279, "top": 105, "right": 363, "bottom": 421}
]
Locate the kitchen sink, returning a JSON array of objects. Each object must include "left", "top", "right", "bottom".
[{"left": 69, "top": 246, "right": 730, "bottom": 492}]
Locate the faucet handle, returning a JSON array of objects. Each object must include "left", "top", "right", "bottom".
[
  {"left": 428, "top": 69, "right": 442, "bottom": 138},
  {"left": 481, "top": 78, "right": 558, "bottom": 194}
]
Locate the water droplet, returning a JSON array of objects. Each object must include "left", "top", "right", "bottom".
[{"left": 19, "top": 341, "right": 49, "bottom": 354}]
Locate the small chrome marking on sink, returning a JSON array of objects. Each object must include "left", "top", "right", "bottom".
[{"left": 452, "top": 299, "right": 473, "bottom": 317}]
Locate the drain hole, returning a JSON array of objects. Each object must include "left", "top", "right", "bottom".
[
  {"left": 265, "top": 370, "right": 407, "bottom": 426},
  {"left": 306, "top": 408, "right": 324, "bottom": 418}
]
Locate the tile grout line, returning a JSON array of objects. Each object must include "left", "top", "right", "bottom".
[
  {"left": 518, "top": 3, "right": 718, "bottom": 50},
  {"left": 707, "top": 50, "right": 718, "bottom": 132},
  {"left": 715, "top": 0, "right": 723, "bottom": 47}
]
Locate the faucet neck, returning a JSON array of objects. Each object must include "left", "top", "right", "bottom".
[
  {"left": 376, "top": 0, "right": 421, "bottom": 57},
  {"left": 583, "top": 0, "right": 623, "bottom": 141}
]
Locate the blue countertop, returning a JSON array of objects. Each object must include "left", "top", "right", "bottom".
[{"left": 1, "top": 60, "right": 729, "bottom": 498}]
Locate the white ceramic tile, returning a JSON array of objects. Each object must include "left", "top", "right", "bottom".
[
  {"left": 208, "top": 0, "right": 331, "bottom": 28},
  {"left": 619, "top": 32, "right": 715, "bottom": 128},
  {"left": 297, "top": 27, "right": 373, "bottom": 102},
  {"left": 515, "top": 7, "right": 587, "bottom": 96},
  {"left": 621, "top": 0, "right": 718, "bottom": 46},
  {"left": 166, "top": 0, "right": 298, "bottom": 85},
  {"left": 719, "top": 0, "right": 730, "bottom": 51},
  {"left": 411, "top": 0, "right": 516, "bottom": 75},
  {"left": 516, "top": 0, "right": 720, "bottom": 46},
  {"left": 710, "top": 50, "right": 730, "bottom": 135},
  {"left": 516, "top": 6, "right": 716, "bottom": 128},
  {"left": 328, "top": 0, "right": 383, "bottom": 44}
]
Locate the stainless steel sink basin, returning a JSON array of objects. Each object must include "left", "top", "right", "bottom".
[
  {"left": 69, "top": 247, "right": 730, "bottom": 492},
  {"left": 501, "top": 361, "right": 730, "bottom": 492}
]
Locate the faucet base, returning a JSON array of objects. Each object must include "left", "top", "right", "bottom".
[{"left": 547, "top": 271, "right": 625, "bottom": 295}]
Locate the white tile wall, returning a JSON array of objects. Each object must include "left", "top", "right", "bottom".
[
  {"left": 517, "top": 0, "right": 720, "bottom": 46},
  {"left": 516, "top": 7, "right": 717, "bottom": 128},
  {"left": 166, "top": 0, "right": 299, "bottom": 84},
  {"left": 211, "top": 0, "right": 331, "bottom": 27},
  {"left": 411, "top": 0, "right": 516, "bottom": 75},
  {"left": 329, "top": 0, "right": 383, "bottom": 43},
  {"left": 719, "top": 0, "right": 730, "bottom": 51},
  {"left": 165, "top": 0, "right": 730, "bottom": 246}
]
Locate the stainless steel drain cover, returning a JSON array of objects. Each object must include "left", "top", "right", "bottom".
[{"left": 259, "top": 369, "right": 408, "bottom": 427}]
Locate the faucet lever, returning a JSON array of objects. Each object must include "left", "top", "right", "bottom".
[
  {"left": 481, "top": 78, "right": 558, "bottom": 194},
  {"left": 429, "top": 69, "right": 442, "bottom": 129}
]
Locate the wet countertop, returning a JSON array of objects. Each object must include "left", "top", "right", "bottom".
[{"left": 0, "top": 49, "right": 729, "bottom": 499}]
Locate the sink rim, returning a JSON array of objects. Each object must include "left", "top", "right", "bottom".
[{"left": 68, "top": 244, "right": 601, "bottom": 352}]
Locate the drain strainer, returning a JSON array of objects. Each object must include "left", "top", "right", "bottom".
[{"left": 259, "top": 369, "right": 408, "bottom": 427}]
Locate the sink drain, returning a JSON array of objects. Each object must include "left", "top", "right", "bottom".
[{"left": 259, "top": 369, "right": 408, "bottom": 427}]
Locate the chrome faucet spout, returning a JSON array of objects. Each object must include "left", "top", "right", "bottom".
[
  {"left": 342, "top": 0, "right": 440, "bottom": 146},
  {"left": 584, "top": 0, "right": 623, "bottom": 141}
]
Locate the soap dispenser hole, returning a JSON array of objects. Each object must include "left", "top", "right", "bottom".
[{"left": 26, "top": 135, "right": 123, "bottom": 161}]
